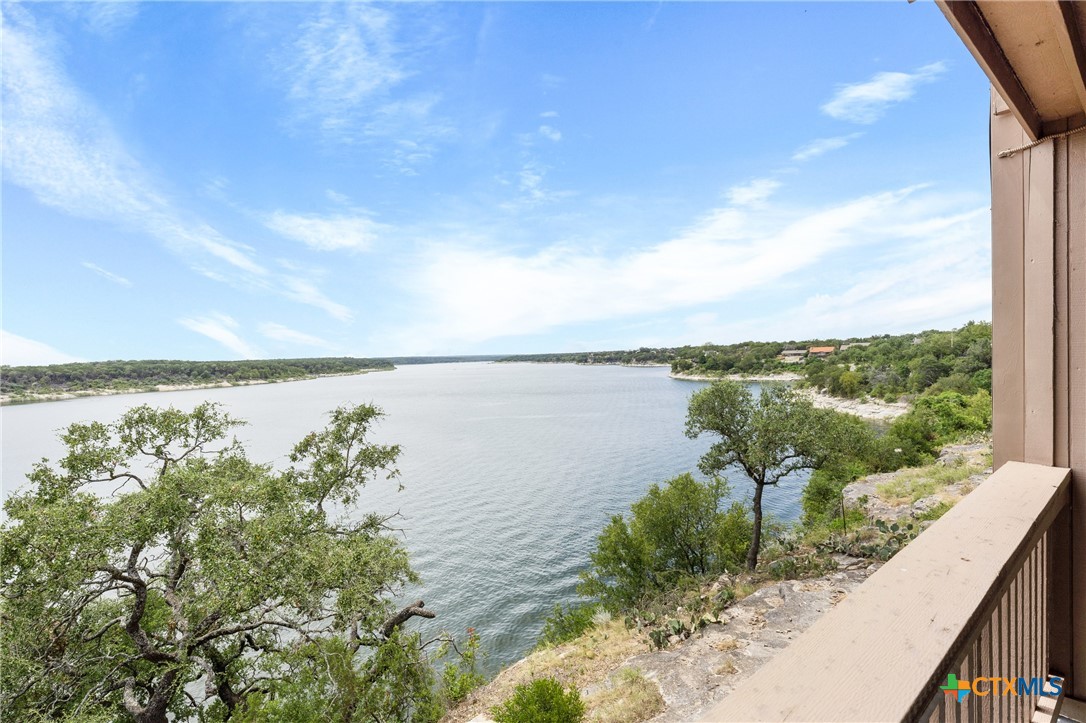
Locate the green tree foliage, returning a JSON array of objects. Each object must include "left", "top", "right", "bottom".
[
  {"left": 499, "top": 323, "right": 993, "bottom": 406},
  {"left": 0, "top": 402, "right": 457, "bottom": 723},
  {"left": 0, "top": 357, "right": 394, "bottom": 398},
  {"left": 491, "top": 678, "right": 585, "bottom": 723},
  {"left": 802, "top": 322, "right": 992, "bottom": 400},
  {"left": 685, "top": 382, "right": 866, "bottom": 571},
  {"left": 538, "top": 603, "right": 599, "bottom": 648},
  {"left": 577, "top": 474, "right": 750, "bottom": 612}
]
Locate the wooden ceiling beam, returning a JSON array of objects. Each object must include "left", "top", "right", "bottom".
[
  {"left": 936, "top": 0, "right": 1044, "bottom": 141},
  {"left": 1046, "top": 0, "right": 1086, "bottom": 119}
]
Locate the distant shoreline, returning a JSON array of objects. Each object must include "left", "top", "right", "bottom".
[
  {"left": 669, "top": 371, "right": 909, "bottom": 421},
  {"left": 669, "top": 371, "right": 803, "bottom": 382},
  {"left": 0, "top": 368, "right": 391, "bottom": 407}
]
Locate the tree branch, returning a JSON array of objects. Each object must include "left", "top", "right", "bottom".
[{"left": 379, "top": 600, "right": 435, "bottom": 639}]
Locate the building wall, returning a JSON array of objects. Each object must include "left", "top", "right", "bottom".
[{"left": 990, "top": 88, "right": 1086, "bottom": 698}]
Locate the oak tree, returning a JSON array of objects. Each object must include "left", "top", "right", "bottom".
[{"left": 1, "top": 402, "right": 452, "bottom": 722}]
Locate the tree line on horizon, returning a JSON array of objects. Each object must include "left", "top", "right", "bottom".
[
  {"left": 500, "top": 321, "right": 993, "bottom": 402},
  {"left": 0, "top": 357, "right": 395, "bottom": 398}
]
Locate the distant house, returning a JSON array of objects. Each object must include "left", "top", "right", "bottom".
[
  {"left": 777, "top": 349, "right": 806, "bottom": 364},
  {"left": 807, "top": 346, "right": 835, "bottom": 358},
  {"left": 840, "top": 342, "right": 871, "bottom": 351}
]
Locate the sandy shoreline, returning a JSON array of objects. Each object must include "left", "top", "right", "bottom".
[
  {"left": 669, "top": 371, "right": 909, "bottom": 421},
  {"left": 670, "top": 371, "right": 803, "bottom": 383},
  {"left": 0, "top": 368, "right": 391, "bottom": 406}
]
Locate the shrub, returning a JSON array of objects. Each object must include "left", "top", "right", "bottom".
[
  {"left": 914, "top": 390, "right": 988, "bottom": 438},
  {"left": 539, "top": 603, "right": 598, "bottom": 648},
  {"left": 878, "top": 408, "right": 941, "bottom": 467},
  {"left": 441, "top": 628, "right": 485, "bottom": 705},
  {"left": 577, "top": 474, "right": 751, "bottom": 611},
  {"left": 491, "top": 678, "right": 585, "bottom": 723},
  {"left": 801, "top": 470, "right": 848, "bottom": 528}
]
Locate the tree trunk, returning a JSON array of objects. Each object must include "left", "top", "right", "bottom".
[{"left": 746, "top": 482, "right": 765, "bottom": 571}]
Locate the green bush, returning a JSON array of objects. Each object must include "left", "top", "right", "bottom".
[
  {"left": 801, "top": 470, "right": 850, "bottom": 528},
  {"left": 914, "top": 390, "right": 991, "bottom": 440},
  {"left": 539, "top": 603, "right": 597, "bottom": 648},
  {"left": 441, "top": 628, "right": 485, "bottom": 705},
  {"left": 878, "top": 408, "right": 941, "bottom": 467},
  {"left": 576, "top": 474, "right": 751, "bottom": 611},
  {"left": 491, "top": 678, "right": 585, "bottom": 723}
]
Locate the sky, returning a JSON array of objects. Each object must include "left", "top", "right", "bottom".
[{"left": 1, "top": 1, "right": 995, "bottom": 365}]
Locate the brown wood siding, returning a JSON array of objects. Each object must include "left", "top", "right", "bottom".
[
  {"left": 992, "top": 89, "right": 1028, "bottom": 467},
  {"left": 990, "top": 86, "right": 1086, "bottom": 699},
  {"left": 1068, "top": 121, "right": 1086, "bottom": 700}
]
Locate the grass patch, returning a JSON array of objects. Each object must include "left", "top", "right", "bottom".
[
  {"left": 441, "top": 619, "right": 646, "bottom": 723},
  {"left": 584, "top": 668, "right": 665, "bottom": 723},
  {"left": 714, "top": 660, "right": 739, "bottom": 676},
  {"left": 915, "top": 500, "right": 953, "bottom": 522},
  {"left": 876, "top": 464, "right": 975, "bottom": 504}
]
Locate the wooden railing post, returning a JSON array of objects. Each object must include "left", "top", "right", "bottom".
[{"left": 1050, "top": 502, "right": 1074, "bottom": 689}]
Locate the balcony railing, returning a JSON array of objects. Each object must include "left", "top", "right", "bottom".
[{"left": 700, "top": 461, "right": 1071, "bottom": 723}]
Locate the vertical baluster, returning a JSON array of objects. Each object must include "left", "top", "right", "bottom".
[
  {"left": 1041, "top": 532, "right": 1048, "bottom": 681},
  {"left": 983, "top": 614, "right": 994, "bottom": 723},
  {"left": 1016, "top": 560, "right": 1024, "bottom": 721},
  {"left": 1010, "top": 572, "right": 1018, "bottom": 721},
  {"left": 1032, "top": 544, "right": 1039, "bottom": 717},
  {"left": 1024, "top": 548, "right": 1033, "bottom": 721},
  {"left": 964, "top": 647, "right": 973, "bottom": 720},
  {"left": 1012, "top": 560, "right": 1020, "bottom": 720},
  {"left": 977, "top": 633, "right": 986, "bottom": 716},
  {"left": 998, "top": 593, "right": 1008, "bottom": 723}
]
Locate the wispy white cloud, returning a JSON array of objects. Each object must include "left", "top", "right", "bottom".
[
  {"left": 81, "top": 261, "right": 132, "bottom": 287},
  {"left": 178, "top": 313, "right": 262, "bottom": 359},
  {"left": 791, "top": 133, "right": 861, "bottom": 162},
  {"left": 500, "top": 161, "right": 571, "bottom": 209},
  {"left": 3, "top": 10, "right": 352, "bottom": 323},
  {"left": 266, "top": 211, "right": 384, "bottom": 252},
  {"left": 2, "top": 7, "right": 266, "bottom": 280},
  {"left": 538, "top": 125, "right": 562, "bottom": 142},
  {"left": 726, "top": 178, "right": 781, "bottom": 208},
  {"left": 277, "top": 3, "right": 451, "bottom": 168},
  {"left": 822, "top": 62, "right": 946, "bottom": 124},
  {"left": 258, "top": 322, "right": 335, "bottom": 350},
  {"left": 680, "top": 207, "right": 990, "bottom": 344},
  {"left": 540, "top": 73, "right": 564, "bottom": 91},
  {"left": 540, "top": 110, "right": 559, "bottom": 119},
  {"left": 284, "top": 4, "right": 405, "bottom": 129},
  {"left": 282, "top": 278, "right": 353, "bottom": 322},
  {"left": 392, "top": 184, "right": 965, "bottom": 350},
  {"left": 1, "top": 330, "right": 83, "bottom": 366},
  {"left": 63, "top": 2, "right": 139, "bottom": 37}
]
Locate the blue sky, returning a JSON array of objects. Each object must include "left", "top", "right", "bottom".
[{"left": 2, "top": 1, "right": 994, "bottom": 364}]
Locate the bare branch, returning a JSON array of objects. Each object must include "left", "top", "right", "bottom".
[{"left": 379, "top": 600, "right": 436, "bottom": 639}]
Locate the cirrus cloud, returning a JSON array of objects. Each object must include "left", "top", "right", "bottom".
[
  {"left": 822, "top": 62, "right": 946, "bottom": 124},
  {"left": 390, "top": 184, "right": 980, "bottom": 351},
  {"left": 266, "top": 211, "right": 385, "bottom": 252}
]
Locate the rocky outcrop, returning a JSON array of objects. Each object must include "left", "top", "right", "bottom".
[{"left": 630, "top": 562, "right": 877, "bottom": 721}]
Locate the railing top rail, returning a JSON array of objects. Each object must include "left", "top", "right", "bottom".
[{"left": 701, "top": 461, "right": 1070, "bottom": 723}]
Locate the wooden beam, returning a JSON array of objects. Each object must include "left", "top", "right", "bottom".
[
  {"left": 699, "top": 463, "right": 1070, "bottom": 722},
  {"left": 992, "top": 87, "right": 1029, "bottom": 468},
  {"left": 1023, "top": 138, "right": 1056, "bottom": 466},
  {"left": 1046, "top": 0, "right": 1086, "bottom": 119},
  {"left": 937, "top": 0, "right": 1044, "bottom": 140},
  {"left": 1068, "top": 125, "right": 1086, "bottom": 701}
]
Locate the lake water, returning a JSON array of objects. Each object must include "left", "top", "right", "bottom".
[{"left": 0, "top": 363, "right": 806, "bottom": 672}]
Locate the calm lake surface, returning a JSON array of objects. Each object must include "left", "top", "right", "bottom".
[{"left": 0, "top": 363, "right": 806, "bottom": 672}]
